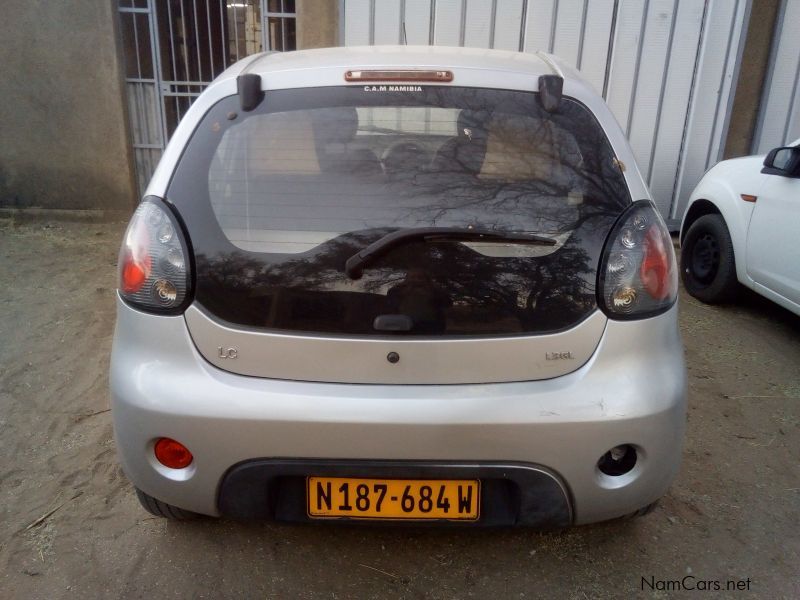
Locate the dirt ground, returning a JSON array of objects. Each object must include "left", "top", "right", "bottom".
[{"left": 0, "top": 218, "right": 798, "bottom": 599}]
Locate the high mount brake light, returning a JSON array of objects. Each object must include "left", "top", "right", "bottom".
[
  {"left": 118, "top": 198, "right": 191, "bottom": 313},
  {"left": 598, "top": 201, "right": 678, "bottom": 319},
  {"left": 344, "top": 70, "right": 454, "bottom": 83}
]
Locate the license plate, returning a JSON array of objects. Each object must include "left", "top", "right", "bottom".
[{"left": 307, "top": 477, "right": 480, "bottom": 520}]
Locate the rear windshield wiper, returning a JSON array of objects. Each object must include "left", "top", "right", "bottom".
[{"left": 345, "top": 227, "right": 557, "bottom": 279}]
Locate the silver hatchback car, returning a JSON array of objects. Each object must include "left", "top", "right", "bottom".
[{"left": 111, "top": 46, "right": 686, "bottom": 527}]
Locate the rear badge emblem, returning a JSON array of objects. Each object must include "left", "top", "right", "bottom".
[
  {"left": 545, "top": 351, "right": 573, "bottom": 360},
  {"left": 218, "top": 346, "right": 238, "bottom": 359},
  {"left": 387, "top": 352, "right": 400, "bottom": 364}
]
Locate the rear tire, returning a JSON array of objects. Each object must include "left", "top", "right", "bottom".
[
  {"left": 135, "top": 488, "right": 200, "bottom": 520},
  {"left": 680, "top": 214, "right": 738, "bottom": 303}
]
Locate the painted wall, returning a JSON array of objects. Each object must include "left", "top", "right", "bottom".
[
  {"left": 0, "top": 0, "right": 136, "bottom": 212},
  {"left": 752, "top": 0, "right": 800, "bottom": 153},
  {"left": 725, "top": 0, "right": 780, "bottom": 158},
  {"left": 297, "top": 0, "right": 339, "bottom": 48}
]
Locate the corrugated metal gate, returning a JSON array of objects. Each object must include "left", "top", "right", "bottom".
[
  {"left": 118, "top": 0, "right": 297, "bottom": 195},
  {"left": 343, "top": 0, "right": 751, "bottom": 223},
  {"left": 753, "top": 0, "right": 800, "bottom": 153}
]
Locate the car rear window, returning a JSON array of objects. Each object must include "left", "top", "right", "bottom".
[{"left": 168, "top": 85, "right": 630, "bottom": 336}]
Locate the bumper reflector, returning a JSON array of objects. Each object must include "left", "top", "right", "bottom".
[{"left": 154, "top": 438, "right": 193, "bottom": 469}]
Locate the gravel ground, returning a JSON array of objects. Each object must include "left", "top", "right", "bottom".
[{"left": 0, "top": 218, "right": 798, "bottom": 599}]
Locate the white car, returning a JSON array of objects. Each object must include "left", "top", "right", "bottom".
[{"left": 680, "top": 140, "right": 800, "bottom": 315}]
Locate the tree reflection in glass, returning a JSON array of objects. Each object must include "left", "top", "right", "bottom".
[{"left": 172, "top": 86, "right": 631, "bottom": 336}]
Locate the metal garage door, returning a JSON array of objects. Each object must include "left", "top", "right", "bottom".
[
  {"left": 342, "top": 0, "right": 751, "bottom": 225},
  {"left": 752, "top": 0, "right": 800, "bottom": 153}
]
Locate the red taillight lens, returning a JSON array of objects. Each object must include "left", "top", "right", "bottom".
[
  {"left": 599, "top": 201, "right": 677, "bottom": 319},
  {"left": 118, "top": 198, "right": 190, "bottom": 312},
  {"left": 154, "top": 437, "right": 193, "bottom": 469},
  {"left": 640, "top": 224, "right": 671, "bottom": 300},
  {"left": 120, "top": 253, "right": 151, "bottom": 293}
]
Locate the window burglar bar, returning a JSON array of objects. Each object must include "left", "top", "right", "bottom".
[
  {"left": 117, "top": 0, "right": 297, "bottom": 196},
  {"left": 264, "top": 0, "right": 296, "bottom": 51}
]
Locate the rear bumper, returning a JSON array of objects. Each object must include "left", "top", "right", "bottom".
[
  {"left": 219, "top": 459, "right": 572, "bottom": 527},
  {"left": 110, "top": 298, "right": 686, "bottom": 525}
]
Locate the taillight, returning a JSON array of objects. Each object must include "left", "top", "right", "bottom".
[
  {"left": 118, "top": 198, "right": 191, "bottom": 312},
  {"left": 599, "top": 200, "right": 677, "bottom": 319}
]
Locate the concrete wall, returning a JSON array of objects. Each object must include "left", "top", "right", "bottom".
[
  {"left": 0, "top": 0, "right": 136, "bottom": 212},
  {"left": 296, "top": 0, "right": 339, "bottom": 49},
  {"left": 723, "top": 0, "right": 781, "bottom": 159}
]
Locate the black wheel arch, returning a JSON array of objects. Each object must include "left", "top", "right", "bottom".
[{"left": 680, "top": 199, "right": 721, "bottom": 245}]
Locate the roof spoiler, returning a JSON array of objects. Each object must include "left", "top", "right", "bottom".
[
  {"left": 237, "top": 74, "right": 263, "bottom": 112},
  {"left": 538, "top": 74, "right": 563, "bottom": 113}
]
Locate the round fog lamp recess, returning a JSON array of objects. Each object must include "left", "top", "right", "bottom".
[
  {"left": 154, "top": 437, "right": 193, "bottom": 469},
  {"left": 597, "top": 444, "right": 637, "bottom": 476}
]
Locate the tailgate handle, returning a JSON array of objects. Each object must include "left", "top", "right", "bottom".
[{"left": 373, "top": 314, "right": 413, "bottom": 332}]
